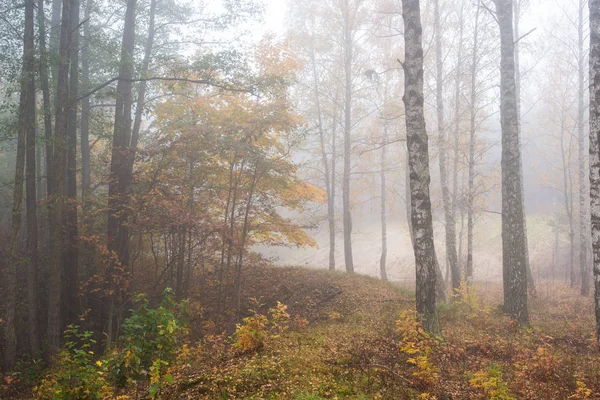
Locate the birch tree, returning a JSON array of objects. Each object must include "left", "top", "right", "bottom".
[
  {"left": 588, "top": 0, "right": 600, "bottom": 347},
  {"left": 402, "top": 0, "right": 440, "bottom": 334},
  {"left": 493, "top": 0, "right": 529, "bottom": 326}
]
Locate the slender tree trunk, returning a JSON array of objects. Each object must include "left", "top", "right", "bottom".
[
  {"left": 380, "top": 122, "right": 388, "bottom": 281},
  {"left": 106, "top": 0, "right": 137, "bottom": 343},
  {"left": 50, "top": 0, "right": 62, "bottom": 86},
  {"left": 24, "top": 0, "right": 40, "bottom": 360},
  {"left": 80, "top": 0, "right": 91, "bottom": 246},
  {"left": 4, "top": 0, "right": 36, "bottom": 369},
  {"left": 495, "top": 0, "right": 529, "bottom": 326},
  {"left": 452, "top": 1, "right": 465, "bottom": 285},
  {"left": 234, "top": 168, "right": 259, "bottom": 319},
  {"left": 402, "top": 0, "right": 441, "bottom": 334},
  {"left": 64, "top": 0, "right": 80, "bottom": 325},
  {"left": 466, "top": 2, "right": 481, "bottom": 284},
  {"left": 513, "top": 0, "right": 536, "bottom": 294},
  {"left": 310, "top": 47, "right": 335, "bottom": 271},
  {"left": 342, "top": 0, "right": 354, "bottom": 273},
  {"left": 579, "top": 0, "right": 590, "bottom": 296},
  {"left": 131, "top": 0, "right": 156, "bottom": 152},
  {"left": 38, "top": 0, "right": 53, "bottom": 203},
  {"left": 434, "top": 0, "right": 459, "bottom": 292},
  {"left": 453, "top": 3, "right": 465, "bottom": 278},
  {"left": 47, "top": 0, "right": 73, "bottom": 361},
  {"left": 330, "top": 109, "right": 338, "bottom": 271},
  {"left": 560, "top": 119, "right": 576, "bottom": 287},
  {"left": 588, "top": 0, "right": 600, "bottom": 348}
]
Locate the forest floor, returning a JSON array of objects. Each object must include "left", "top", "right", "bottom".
[
  {"left": 164, "top": 266, "right": 600, "bottom": 399},
  {"left": 4, "top": 266, "right": 599, "bottom": 399}
]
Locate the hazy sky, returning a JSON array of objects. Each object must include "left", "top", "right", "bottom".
[{"left": 263, "top": 0, "right": 287, "bottom": 34}]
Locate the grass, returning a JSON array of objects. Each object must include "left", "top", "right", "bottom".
[{"left": 171, "top": 266, "right": 600, "bottom": 399}]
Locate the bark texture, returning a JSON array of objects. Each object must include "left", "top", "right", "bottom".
[
  {"left": 47, "top": 0, "right": 73, "bottom": 360},
  {"left": 402, "top": 0, "right": 441, "bottom": 334},
  {"left": 24, "top": 0, "right": 40, "bottom": 359},
  {"left": 106, "top": 0, "right": 137, "bottom": 342},
  {"left": 589, "top": 0, "right": 600, "bottom": 348},
  {"left": 495, "top": 0, "right": 529, "bottom": 326}
]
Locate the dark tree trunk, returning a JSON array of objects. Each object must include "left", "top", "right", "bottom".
[
  {"left": 50, "top": 0, "right": 62, "bottom": 86},
  {"left": 589, "top": 0, "right": 600, "bottom": 349},
  {"left": 81, "top": 0, "right": 91, "bottom": 246},
  {"left": 495, "top": 0, "right": 529, "bottom": 326},
  {"left": 47, "top": 0, "right": 73, "bottom": 361},
  {"left": 342, "top": 0, "right": 354, "bottom": 273},
  {"left": 4, "top": 0, "right": 36, "bottom": 370},
  {"left": 24, "top": 0, "right": 40, "bottom": 360},
  {"left": 106, "top": 0, "right": 137, "bottom": 343},
  {"left": 402, "top": 0, "right": 441, "bottom": 334},
  {"left": 64, "top": 0, "right": 80, "bottom": 325},
  {"left": 38, "top": 0, "right": 53, "bottom": 203}
]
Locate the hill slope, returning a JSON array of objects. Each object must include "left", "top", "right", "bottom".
[{"left": 167, "top": 266, "right": 599, "bottom": 400}]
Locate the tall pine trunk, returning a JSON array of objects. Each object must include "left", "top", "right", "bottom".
[
  {"left": 24, "top": 0, "right": 40, "bottom": 359},
  {"left": 47, "top": 0, "right": 73, "bottom": 361},
  {"left": 64, "top": 0, "right": 80, "bottom": 325},
  {"left": 402, "top": 0, "right": 441, "bottom": 334},
  {"left": 106, "top": 0, "right": 137, "bottom": 343}
]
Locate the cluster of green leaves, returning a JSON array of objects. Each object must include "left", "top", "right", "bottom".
[
  {"left": 34, "top": 326, "right": 109, "bottom": 400},
  {"left": 106, "top": 288, "right": 188, "bottom": 397},
  {"left": 34, "top": 289, "right": 188, "bottom": 399}
]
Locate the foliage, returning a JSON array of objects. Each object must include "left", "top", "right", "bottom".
[
  {"left": 233, "top": 299, "right": 290, "bottom": 353},
  {"left": 469, "top": 365, "right": 515, "bottom": 400},
  {"left": 34, "top": 326, "right": 109, "bottom": 400},
  {"left": 106, "top": 288, "right": 188, "bottom": 397},
  {"left": 396, "top": 310, "right": 439, "bottom": 387}
]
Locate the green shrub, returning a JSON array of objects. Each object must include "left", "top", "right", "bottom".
[
  {"left": 35, "top": 326, "right": 109, "bottom": 400},
  {"left": 107, "top": 288, "right": 188, "bottom": 397}
]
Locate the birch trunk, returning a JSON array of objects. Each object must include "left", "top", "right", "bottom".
[
  {"left": 513, "top": 0, "right": 536, "bottom": 294},
  {"left": 495, "top": 0, "right": 529, "bottom": 326},
  {"left": 402, "top": 0, "right": 441, "bottom": 334},
  {"left": 579, "top": 0, "right": 590, "bottom": 296},
  {"left": 588, "top": 0, "right": 600, "bottom": 348}
]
